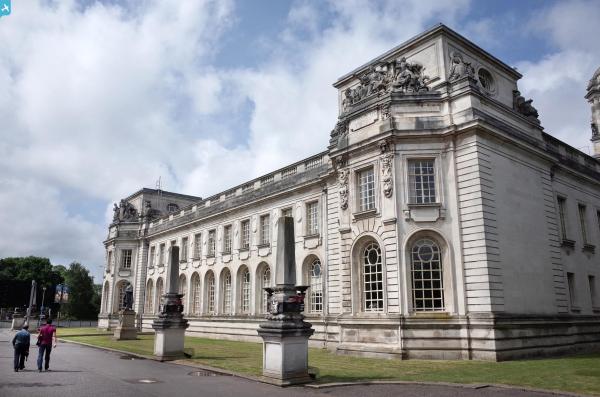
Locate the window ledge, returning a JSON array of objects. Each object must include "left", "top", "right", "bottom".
[
  {"left": 409, "top": 311, "right": 450, "bottom": 318},
  {"left": 583, "top": 243, "right": 596, "bottom": 253},
  {"left": 353, "top": 209, "right": 377, "bottom": 220},
  {"left": 257, "top": 243, "right": 270, "bottom": 249},
  {"left": 304, "top": 233, "right": 320, "bottom": 240},
  {"left": 223, "top": 251, "right": 232, "bottom": 255},
  {"left": 407, "top": 202, "right": 442, "bottom": 208},
  {"left": 570, "top": 306, "right": 581, "bottom": 313},
  {"left": 206, "top": 255, "right": 215, "bottom": 259},
  {"left": 179, "top": 260, "right": 187, "bottom": 263},
  {"left": 561, "top": 239, "right": 576, "bottom": 248},
  {"left": 239, "top": 247, "right": 249, "bottom": 252}
]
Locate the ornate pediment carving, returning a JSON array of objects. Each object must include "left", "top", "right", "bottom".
[{"left": 112, "top": 199, "right": 139, "bottom": 223}]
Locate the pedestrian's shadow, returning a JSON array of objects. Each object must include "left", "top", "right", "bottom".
[{"left": 32, "top": 370, "right": 84, "bottom": 373}]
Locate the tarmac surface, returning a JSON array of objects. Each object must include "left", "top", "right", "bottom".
[{"left": 0, "top": 329, "right": 575, "bottom": 397}]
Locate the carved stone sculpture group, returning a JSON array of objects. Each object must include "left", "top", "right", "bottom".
[
  {"left": 513, "top": 90, "right": 540, "bottom": 123},
  {"left": 342, "top": 56, "right": 430, "bottom": 113}
]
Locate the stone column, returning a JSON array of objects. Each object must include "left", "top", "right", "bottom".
[
  {"left": 257, "top": 217, "right": 314, "bottom": 386},
  {"left": 152, "top": 246, "right": 189, "bottom": 361}
]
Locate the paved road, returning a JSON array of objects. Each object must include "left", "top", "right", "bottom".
[{"left": 0, "top": 330, "right": 571, "bottom": 397}]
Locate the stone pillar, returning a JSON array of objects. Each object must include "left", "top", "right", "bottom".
[
  {"left": 257, "top": 217, "right": 314, "bottom": 386},
  {"left": 152, "top": 246, "right": 189, "bottom": 361}
]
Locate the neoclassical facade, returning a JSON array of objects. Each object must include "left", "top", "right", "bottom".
[{"left": 100, "top": 25, "right": 600, "bottom": 360}]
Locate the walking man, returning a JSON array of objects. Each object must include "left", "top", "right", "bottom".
[
  {"left": 37, "top": 318, "right": 57, "bottom": 372},
  {"left": 12, "top": 324, "right": 30, "bottom": 372}
]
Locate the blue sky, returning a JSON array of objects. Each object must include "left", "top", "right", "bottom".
[{"left": 0, "top": 0, "right": 599, "bottom": 281}]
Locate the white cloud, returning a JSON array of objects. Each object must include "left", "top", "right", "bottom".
[{"left": 517, "top": 0, "right": 600, "bottom": 152}]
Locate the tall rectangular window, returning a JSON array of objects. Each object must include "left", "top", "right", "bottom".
[
  {"left": 307, "top": 201, "right": 319, "bottom": 235},
  {"left": 223, "top": 225, "right": 232, "bottom": 254},
  {"left": 589, "top": 275, "right": 597, "bottom": 308},
  {"left": 557, "top": 196, "right": 568, "bottom": 240},
  {"left": 193, "top": 233, "right": 202, "bottom": 258},
  {"left": 408, "top": 159, "right": 436, "bottom": 204},
  {"left": 159, "top": 244, "right": 165, "bottom": 266},
  {"left": 149, "top": 246, "right": 155, "bottom": 268},
  {"left": 597, "top": 211, "right": 600, "bottom": 241},
  {"left": 567, "top": 272, "right": 577, "bottom": 309},
  {"left": 181, "top": 237, "right": 188, "bottom": 262},
  {"left": 260, "top": 215, "right": 270, "bottom": 245},
  {"left": 358, "top": 168, "right": 375, "bottom": 212},
  {"left": 282, "top": 207, "right": 293, "bottom": 218},
  {"left": 241, "top": 220, "right": 250, "bottom": 249},
  {"left": 207, "top": 230, "right": 216, "bottom": 257},
  {"left": 107, "top": 251, "right": 113, "bottom": 272},
  {"left": 578, "top": 204, "right": 588, "bottom": 244},
  {"left": 120, "top": 250, "right": 132, "bottom": 269}
]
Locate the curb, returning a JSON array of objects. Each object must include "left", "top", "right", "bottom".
[
  {"left": 58, "top": 337, "right": 593, "bottom": 397},
  {"left": 306, "top": 380, "right": 591, "bottom": 397}
]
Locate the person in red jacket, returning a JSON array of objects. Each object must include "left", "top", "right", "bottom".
[{"left": 37, "top": 319, "right": 57, "bottom": 372}]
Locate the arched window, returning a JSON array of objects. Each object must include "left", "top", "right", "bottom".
[
  {"left": 144, "top": 279, "right": 154, "bottom": 313},
  {"left": 240, "top": 267, "right": 251, "bottom": 313},
  {"left": 206, "top": 272, "right": 215, "bottom": 314},
  {"left": 102, "top": 282, "right": 109, "bottom": 313},
  {"left": 362, "top": 242, "right": 383, "bottom": 312},
  {"left": 308, "top": 259, "right": 323, "bottom": 313},
  {"left": 191, "top": 273, "right": 201, "bottom": 315},
  {"left": 155, "top": 278, "right": 164, "bottom": 314},
  {"left": 222, "top": 269, "right": 232, "bottom": 314},
  {"left": 116, "top": 281, "right": 128, "bottom": 312},
  {"left": 178, "top": 274, "right": 187, "bottom": 313},
  {"left": 262, "top": 266, "right": 271, "bottom": 314},
  {"left": 411, "top": 238, "right": 444, "bottom": 311}
]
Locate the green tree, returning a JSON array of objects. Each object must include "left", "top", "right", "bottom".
[
  {"left": 62, "top": 262, "right": 99, "bottom": 319},
  {"left": 0, "top": 257, "right": 64, "bottom": 310}
]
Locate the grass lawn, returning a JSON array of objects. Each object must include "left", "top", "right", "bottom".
[
  {"left": 56, "top": 327, "right": 111, "bottom": 337},
  {"left": 60, "top": 331, "right": 600, "bottom": 396}
]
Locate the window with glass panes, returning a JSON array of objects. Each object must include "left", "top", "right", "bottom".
[
  {"left": 262, "top": 267, "right": 271, "bottom": 313},
  {"left": 155, "top": 278, "right": 164, "bottom": 313},
  {"left": 224, "top": 225, "right": 232, "bottom": 253},
  {"left": 207, "top": 273, "right": 215, "bottom": 314},
  {"left": 121, "top": 249, "right": 132, "bottom": 269},
  {"left": 362, "top": 242, "right": 383, "bottom": 312},
  {"left": 191, "top": 273, "right": 201, "bottom": 315},
  {"left": 145, "top": 280, "right": 154, "bottom": 313},
  {"left": 222, "top": 270, "right": 232, "bottom": 314},
  {"left": 358, "top": 168, "right": 375, "bottom": 212},
  {"left": 408, "top": 160, "right": 436, "bottom": 204},
  {"left": 193, "top": 233, "right": 202, "bottom": 258},
  {"left": 208, "top": 230, "right": 216, "bottom": 257},
  {"left": 578, "top": 204, "right": 588, "bottom": 244},
  {"left": 557, "top": 197, "right": 568, "bottom": 240},
  {"left": 107, "top": 251, "right": 113, "bottom": 271},
  {"left": 567, "top": 272, "right": 577, "bottom": 309},
  {"left": 589, "top": 275, "right": 597, "bottom": 308},
  {"left": 241, "top": 268, "right": 251, "bottom": 313},
  {"left": 241, "top": 220, "right": 250, "bottom": 249},
  {"left": 282, "top": 207, "right": 293, "bottom": 218},
  {"left": 159, "top": 244, "right": 165, "bottom": 266},
  {"left": 260, "top": 215, "right": 270, "bottom": 245},
  {"left": 149, "top": 246, "right": 155, "bottom": 267},
  {"left": 307, "top": 202, "right": 319, "bottom": 235},
  {"left": 411, "top": 239, "right": 444, "bottom": 311},
  {"left": 181, "top": 237, "right": 188, "bottom": 262},
  {"left": 178, "top": 275, "right": 187, "bottom": 301},
  {"left": 309, "top": 259, "right": 323, "bottom": 313}
]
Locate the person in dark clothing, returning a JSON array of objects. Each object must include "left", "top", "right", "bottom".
[
  {"left": 37, "top": 319, "right": 57, "bottom": 372},
  {"left": 12, "top": 324, "right": 30, "bottom": 372}
]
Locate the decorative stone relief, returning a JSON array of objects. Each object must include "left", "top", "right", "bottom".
[
  {"left": 380, "top": 103, "right": 391, "bottom": 120},
  {"left": 448, "top": 51, "right": 475, "bottom": 81},
  {"left": 342, "top": 57, "right": 430, "bottom": 112},
  {"left": 252, "top": 215, "right": 258, "bottom": 233},
  {"left": 592, "top": 123, "right": 599, "bottom": 138},
  {"left": 338, "top": 169, "right": 349, "bottom": 210},
  {"left": 295, "top": 202, "right": 303, "bottom": 222},
  {"left": 381, "top": 154, "right": 394, "bottom": 198},
  {"left": 513, "top": 90, "right": 540, "bottom": 123}
]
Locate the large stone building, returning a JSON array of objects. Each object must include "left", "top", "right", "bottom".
[{"left": 99, "top": 25, "right": 600, "bottom": 360}]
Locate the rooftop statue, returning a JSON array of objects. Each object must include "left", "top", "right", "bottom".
[{"left": 513, "top": 90, "right": 540, "bottom": 124}]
